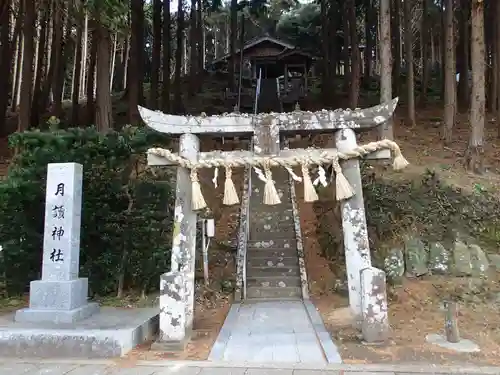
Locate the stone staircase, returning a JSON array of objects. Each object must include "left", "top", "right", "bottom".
[
  {"left": 257, "top": 78, "right": 283, "bottom": 113},
  {"left": 245, "top": 167, "right": 303, "bottom": 300}
]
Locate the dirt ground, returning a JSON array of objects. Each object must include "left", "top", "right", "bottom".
[{"left": 311, "top": 277, "right": 500, "bottom": 366}]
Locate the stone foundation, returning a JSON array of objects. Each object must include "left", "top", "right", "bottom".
[
  {"left": 0, "top": 307, "right": 158, "bottom": 358},
  {"left": 15, "top": 278, "right": 99, "bottom": 324}
]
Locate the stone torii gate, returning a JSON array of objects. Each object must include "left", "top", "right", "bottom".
[{"left": 139, "top": 98, "right": 406, "bottom": 348}]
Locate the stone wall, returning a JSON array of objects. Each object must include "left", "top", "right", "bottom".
[{"left": 384, "top": 234, "right": 498, "bottom": 284}]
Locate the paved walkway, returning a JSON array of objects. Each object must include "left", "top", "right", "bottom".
[
  {"left": 208, "top": 300, "right": 341, "bottom": 364},
  {"left": 1, "top": 359, "right": 500, "bottom": 375}
]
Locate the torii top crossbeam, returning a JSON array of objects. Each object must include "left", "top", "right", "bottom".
[{"left": 138, "top": 98, "right": 399, "bottom": 137}]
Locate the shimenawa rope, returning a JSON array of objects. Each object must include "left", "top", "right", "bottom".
[{"left": 148, "top": 139, "right": 409, "bottom": 210}]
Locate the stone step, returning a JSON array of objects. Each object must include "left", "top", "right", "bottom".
[
  {"left": 249, "top": 234, "right": 295, "bottom": 242},
  {"left": 246, "top": 267, "right": 300, "bottom": 277},
  {"left": 247, "top": 275, "right": 301, "bottom": 288},
  {"left": 247, "top": 256, "right": 298, "bottom": 268},
  {"left": 250, "top": 214, "right": 294, "bottom": 225},
  {"left": 250, "top": 225, "right": 296, "bottom": 239},
  {"left": 248, "top": 204, "right": 294, "bottom": 215},
  {"left": 249, "top": 222, "right": 294, "bottom": 231},
  {"left": 247, "top": 239, "right": 296, "bottom": 249},
  {"left": 246, "top": 286, "right": 302, "bottom": 299},
  {"left": 246, "top": 248, "right": 298, "bottom": 260}
]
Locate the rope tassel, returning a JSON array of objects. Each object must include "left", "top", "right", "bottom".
[
  {"left": 301, "top": 164, "right": 318, "bottom": 202},
  {"left": 263, "top": 163, "right": 281, "bottom": 205},
  {"left": 190, "top": 169, "right": 207, "bottom": 210},
  {"left": 223, "top": 166, "right": 239, "bottom": 205},
  {"left": 391, "top": 143, "right": 410, "bottom": 171},
  {"left": 332, "top": 157, "right": 355, "bottom": 201}
]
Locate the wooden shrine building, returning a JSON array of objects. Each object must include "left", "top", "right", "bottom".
[{"left": 210, "top": 35, "right": 316, "bottom": 109}]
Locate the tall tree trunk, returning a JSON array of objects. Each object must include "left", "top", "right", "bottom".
[
  {"left": 320, "top": 0, "right": 330, "bottom": 106},
  {"left": 95, "top": 23, "right": 112, "bottom": 132},
  {"left": 128, "top": 0, "right": 144, "bottom": 123},
  {"left": 13, "top": 32, "right": 24, "bottom": 111},
  {"left": 327, "top": 0, "right": 338, "bottom": 102},
  {"left": 10, "top": 1, "right": 24, "bottom": 113},
  {"left": 0, "top": 0, "right": 13, "bottom": 135},
  {"left": 348, "top": 0, "right": 360, "bottom": 108},
  {"left": 188, "top": 0, "right": 197, "bottom": 96},
  {"left": 110, "top": 34, "right": 117, "bottom": 89},
  {"left": 72, "top": 6, "right": 83, "bottom": 126},
  {"left": 466, "top": 0, "right": 485, "bottom": 172},
  {"left": 485, "top": 2, "right": 494, "bottom": 112},
  {"left": 150, "top": 0, "right": 161, "bottom": 109},
  {"left": 50, "top": 0, "right": 66, "bottom": 117},
  {"left": 86, "top": 30, "right": 98, "bottom": 125},
  {"left": 443, "top": 0, "right": 456, "bottom": 143},
  {"left": 18, "top": 0, "right": 36, "bottom": 131},
  {"left": 161, "top": 0, "right": 171, "bottom": 112},
  {"left": 496, "top": 0, "right": 500, "bottom": 137},
  {"left": 137, "top": 0, "right": 145, "bottom": 103},
  {"left": 457, "top": 0, "right": 469, "bottom": 110},
  {"left": 119, "top": 35, "right": 130, "bottom": 91},
  {"left": 391, "top": 0, "right": 401, "bottom": 96},
  {"left": 379, "top": 0, "right": 393, "bottom": 140},
  {"left": 30, "top": 0, "right": 50, "bottom": 128},
  {"left": 196, "top": 0, "right": 204, "bottom": 74},
  {"left": 173, "top": 0, "right": 184, "bottom": 113},
  {"left": 403, "top": 0, "right": 416, "bottom": 127},
  {"left": 364, "top": 0, "right": 374, "bottom": 84},
  {"left": 420, "top": 0, "right": 429, "bottom": 106},
  {"left": 228, "top": 0, "right": 237, "bottom": 91},
  {"left": 80, "top": 13, "right": 88, "bottom": 98},
  {"left": 342, "top": 1, "right": 351, "bottom": 86}
]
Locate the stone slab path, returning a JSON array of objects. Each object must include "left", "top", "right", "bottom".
[
  {"left": 208, "top": 300, "right": 341, "bottom": 364},
  {"left": 1, "top": 359, "right": 500, "bottom": 375}
]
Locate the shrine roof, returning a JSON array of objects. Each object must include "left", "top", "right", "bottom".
[{"left": 211, "top": 35, "right": 302, "bottom": 65}]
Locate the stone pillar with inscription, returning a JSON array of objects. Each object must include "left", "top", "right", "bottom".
[{"left": 15, "top": 163, "right": 99, "bottom": 324}]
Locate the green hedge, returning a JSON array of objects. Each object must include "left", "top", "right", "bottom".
[{"left": 0, "top": 126, "right": 175, "bottom": 297}]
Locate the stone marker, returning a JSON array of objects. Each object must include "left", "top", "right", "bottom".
[
  {"left": 360, "top": 267, "right": 389, "bottom": 344},
  {"left": 404, "top": 236, "right": 428, "bottom": 277},
  {"left": 452, "top": 240, "right": 473, "bottom": 276},
  {"left": 15, "top": 163, "right": 99, "bottom": 324},
  {"left": 384, "top": 248, "right": 405, "bottom": 285},
  {"left": 428, "top": 242, "right": 450, "bottom": 274},
  {"left": 469, "top": 244, "right": 489, "bottom": 277}
]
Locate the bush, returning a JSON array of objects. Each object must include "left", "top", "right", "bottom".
[
  {"left": 0, "top": 126, "right": 175, "bottom": 297},
  {"left": 363, "top": 169, "right": 500, "bottom": 249}
]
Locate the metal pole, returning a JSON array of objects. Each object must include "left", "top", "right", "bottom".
[
  {"left": 202, "top": 220, "right": 209, "bottom": 285},
  {"left": 237, "top": 13, "right": 245, "bottom": 111}
]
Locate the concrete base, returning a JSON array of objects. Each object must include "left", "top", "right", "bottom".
[
  {"left": 426, "top": 333, "right": 480, "bottom": 353},
  {"left": 150, "top": 326, "right": 192, "bottom": 353},
  {"left": 0, "top": 307, "right": 159, "bottom": 358},
  {"left": 15, "top": 302, "right": 99, "bottom": 324}
]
